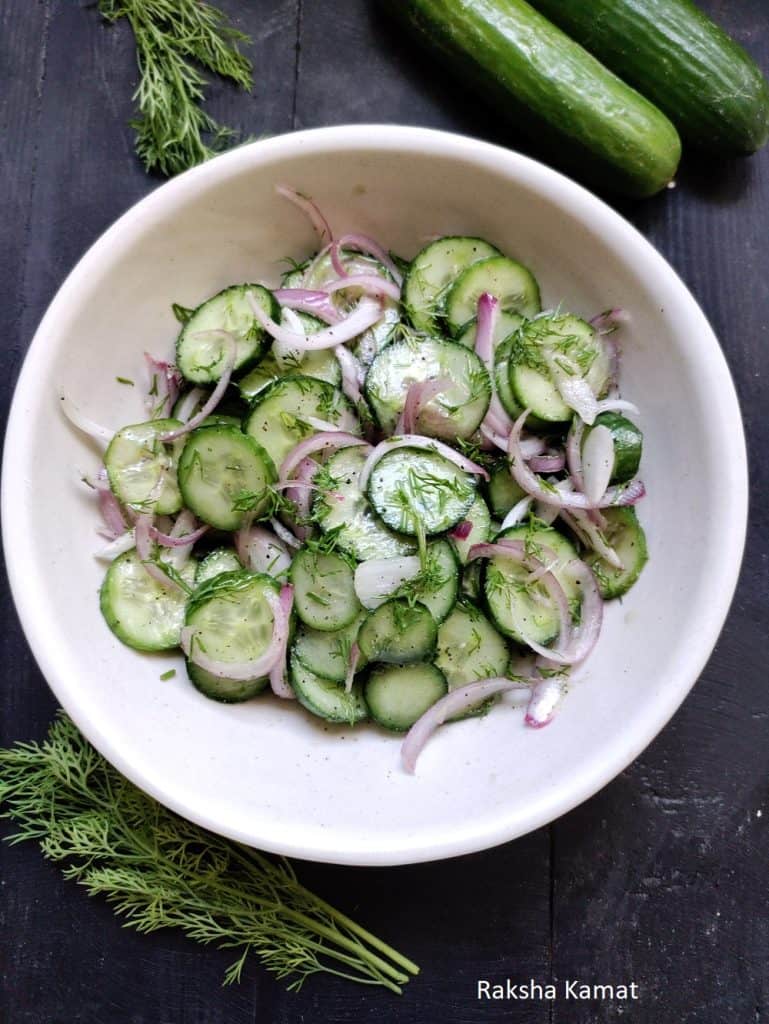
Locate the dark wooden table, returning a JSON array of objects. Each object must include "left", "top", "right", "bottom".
[{"left": 2, "top": 2, "right": 768, "bottom": 1021}]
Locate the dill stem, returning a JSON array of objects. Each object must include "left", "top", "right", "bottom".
[
  {"left": 201, "top": 879, "right": 410, "bottom": 988},
  {"left": 291, "top": 892, "right": 421, "bottom": 978},
  {"left": 231, "top": 847, "right": 419, "bottom": 975}
]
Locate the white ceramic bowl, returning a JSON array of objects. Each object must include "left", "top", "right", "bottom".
[{"left": 2, "top": 126, "right": 747, "bottom": 866}]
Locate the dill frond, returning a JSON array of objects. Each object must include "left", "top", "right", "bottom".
[
  {"left": 0, "top": 714, "right": 419, "bottom": 993},
  {"left": 97, "top": 0, "right": 254, "bottom": 176}
]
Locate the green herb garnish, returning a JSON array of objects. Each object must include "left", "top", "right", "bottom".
[
  {"left": 96, "top": 0, "right": 253, "bottom": 177},
  {"left": 0, "top": 714, "right": 419, "bottom": 993}
]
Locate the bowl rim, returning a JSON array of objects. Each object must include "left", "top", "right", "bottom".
[{"left": 2, "top": 124, "right": 748, "bottom": 865}]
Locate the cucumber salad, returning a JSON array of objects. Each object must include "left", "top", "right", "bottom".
[{"left": 64, "top": 185, "right": 647, "bottom": 773}]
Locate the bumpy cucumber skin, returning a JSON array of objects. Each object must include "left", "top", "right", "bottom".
[
  {"left": 529, "top": 0, "right": 769, "bottom": 154},
  {"left": 384, "top": 0, "right": 681, "bottom": 197}
]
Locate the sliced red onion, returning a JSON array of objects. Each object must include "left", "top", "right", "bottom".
[
  {"left": 509, "top": 411, "right": 644, "bottom": 509},
  {"left": 234, "top": 525, "right": 292, "bottom": 577},
  {"left": 330, "top": 239, "right": 350, "bottom": 279},
  {"left": 533, "top": 501, "right": 559, "bottom": 527},
  {"left": 354, "top": 555, "right": 422, "bottom": 609},
  {"left": 529, "top": 450, "right": 566, "bottom": 474},
  {"left": 546, "top": 355, "right": 599, "bottom": 424},
  {"left": 95, "top": 530, "right": 136, "bottom": 561},
  {"left": 565, "top": 417, "right": 586, "bottom": 492},
  {"left": 474, "top": 292, "right": 498, "bottom": 366},
  {"left": 174, "top": 387, "right": 206, "bottom": 423},
  {"left": 149, "top": 521, "right": 208, "bottom": 548},
  {"left": 276, "top": 184, "right": 332, "bottom": 244},
  {"left": 285, "top": 456, "right": 320, "bottom": 525},
  {"left": 332, "top": 233, "right": 403, "bottom": 286},
  {"left": 520, "top": 436, "right": 548, "bottom": 459},
  {"left": 144, "top": 353, "right": 182, "bottom": 418},
  {"left": 525, "top": 675, "right": 566, "bottom": 728},
  {"left": 166, "top": 508, "right": 201, "bottom": 569},
  {"left": 581, "top": 424, "right": 615, "bottom": 504},
  {"left": 134, "top": 511, "right": 153, "bottom": 560},
  {"left": 59, "top": 392, "right": 113, "bottom": 447},
  {"left": 158, "top": 331, "right": 236, "bottom": 442},
  {"left": 134, "top": 512, "right": 186, "bottom": 592},
  {"left": 273, "top": 288, "right": 342, "bottom": 325},
  {"left": 499, "top": 496, "right": 534, "bottom": 531},
  {"left": 247, "top": 290, "right": 382, "bottom": 352},
  {"left": 473, "top": 294, "right": 517, "bottom": 442},
  {"left": 450, "top": 520, "right": 473, "bottom": 541},
  {"left": 590, "top": 307, "right": 629, "bottom": 332},
  {"left": 359, "top": 435, "right": 489, "bottom": 493},
  {"left": 325, "top": 274, "right": 401, "bottom": 302},
  {"left": 595, "top": 398, "right": 640, "bottom": 417},
  {"left": 479, "top": 423, "right": 509, "bottom": 453},
  {"left": 279, "top": 431, "right": 370, "bottom": 484},
  {"left": 182, "top": 584, "right": 290, "bottom": 683},
  {"left": 269, "top": 585, "right": 296, "bottom": 699},
  {"left": 96, "top": 483, "right": 127, "bottom": 539},
  {"left": 396, "top": 377, "right": 451, "bottom": 434},
  {"left": 270, "top": 517, "right": 302, "bottom": 550},
  {"left": 334, "top": 345, "right": 364, "bottom": 405},
  {"left": 301, "top": 416, "right": 345, "bottom": 434},
  {"left": 401, "top": 677, "right": 534, "bottom": 774},
  {"left": 344, "top": 642, "right": 360, "bottom": 694},
  {"left": 560, "top": 509, "right": 623, "bottom": 571}
]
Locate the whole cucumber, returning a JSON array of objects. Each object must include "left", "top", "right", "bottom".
[
  {"left": 383, "top": 0, "right": 681, "bottom": 197},
  {"left": 529, "top": 0, "right": 769, "bottom": 154}
]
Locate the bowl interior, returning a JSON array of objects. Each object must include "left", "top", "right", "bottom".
[{"left": 3, "top": 128, "right": 746, "bottom": 865}]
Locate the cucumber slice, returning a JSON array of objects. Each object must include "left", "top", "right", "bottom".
[
  {"left": 104, "top": 419, "right": 185, "bottom": 515},
  {"left": 195, "top": 547, "right": 242, "bottom": 587},
  {"left": 486, "top": 461, "right": 527, "bottom": 519},
  {"left": 403, "top": 236, "right": 501, "bottom": 332},
  {"left": 292, "top": 611, "right": 368, "bottom": 683},
  {"left": 435, "top": 600, "right": 510, "bottom": 718},
  {"left": 365, "top": 663, "right": 448, "bottom": 732},
  {"left": 367, "top": 447, "right": 477, "bottom": 536},
  {"left": 457, "top": 309, "right": 523, "bottom": 350},
  {"left": 364, "top": 335, "right": 491, "bottom": 440},
  {"left": 177, "top": 425, "right": 276, "bottom": 531},
  {"left": 100, "top": 549, "right": 195, "bottom": 652},
  {"left": 244, "top": 375, "right": 360, "bottom": 470},
  {"left": 445, "top": 256, "right": 541, "bottom": 333},
  {"left": 239, "top": 350, "right": 341, "bottom": 400},
  {"left": 461, "top": 560, "right": 484, "bottom": 603},
  {"left": 313, "top": 446, "right": 415, "bottom": 560},
  {"left": 485, "top": 524, "right": 581, "bottom": 643},
  {"left": 289, "top": 547, "right": 360, "bottom": 631},
  {"left": 237, "top": 313, "right": 341, "bottom": 400},
  {"left": 187, "top": 659, "right": 268, "bottom": 703},
  {"left": 176, "top": 284, "right": 277, "bottom": 383},
  {"left": 589, "top": 412, "right": 643, "bottom": 483},
  {"left": 509, "top": 314, "right": 610, "bottom": 423},
  {"left": 450, "top": 494, "right": 492, "bottom": 564},
  {"left": 185, "top": 571, "right": 280, "bottom": 676},
  {"left": 355, "top": 540, "right": 459, "bottom": 624},
  {"left": 497, "top": 524, "right": 583, "bottom": 613},
  {"left": 357, "top": 599, "right": 437, "bottom": 664},
  {"left": 290, "top": 654, "right": 368, "bottom": 724},
  {"left": 395, "top": 539, "right": 459, "bottom": 624},
  {"left": 585, "top": 507, "right": 648, "bottom": 599}
]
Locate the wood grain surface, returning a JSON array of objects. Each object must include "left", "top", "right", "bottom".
[{"left": 1, "top": 1, "right": 767, "bottom": 1021}]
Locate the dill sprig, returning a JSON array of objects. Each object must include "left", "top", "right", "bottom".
[
  {"left": 0, "top": 714, "right": 419, "bottom": 993},
  {"left": 97, "top": 0, "right": 254, "bottom": 176}
]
